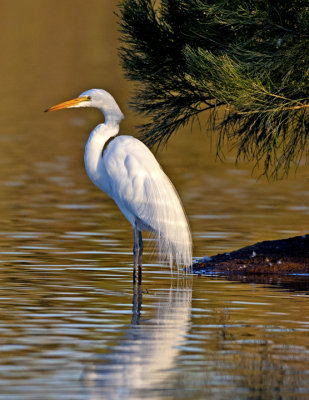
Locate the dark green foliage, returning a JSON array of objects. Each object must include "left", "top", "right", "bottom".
[{"left": 118, "top": 0, "right": 309, "bottom": 177}]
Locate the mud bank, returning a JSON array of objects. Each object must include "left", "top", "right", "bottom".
[{"left": 193, "top": 234, "right": 309, "bottom": 275}]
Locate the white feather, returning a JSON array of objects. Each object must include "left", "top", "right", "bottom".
[{"left": 103, "top": 136, "right": 192, "bottom": 268}]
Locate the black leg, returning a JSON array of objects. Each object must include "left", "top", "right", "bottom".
[
  {"left": 138, "top": 230, "right": 143, "bottom": 268},
  {"left": 133, "top": 228, "right": 143, "bottom": 284},
  {"left": 138, "top": 265, "right": 142, "bottom": 285}
]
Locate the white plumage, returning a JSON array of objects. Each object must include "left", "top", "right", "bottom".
[{"left": 46, "top": 89, "right": 192, "bottom": 271}]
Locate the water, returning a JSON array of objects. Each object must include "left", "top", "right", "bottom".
[
  {"left": 0, "top": 1, "right": 308, "bottom": 399},
  {"left": 0, "top": 268, "right": 308, "bottom": 399}
]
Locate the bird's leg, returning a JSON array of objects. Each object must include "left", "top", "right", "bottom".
[
  {"left": 138, "top": 265, "right": 142, "bottom": 285},
  {"left": 133, "top": 228, "right": 143, "bottom": 284},
  {"left": 138, "top": 230, "right": 143, "bottom": 284},
  {"left": 133, "top": 227, "right": 140, "bottom": 283}
]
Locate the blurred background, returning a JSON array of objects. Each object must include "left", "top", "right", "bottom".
[
  {"left": 0, "top": 0, "right": 307, "bottom": 258},
  {"left": 0, "top": 1, "right": 308, "bottom": 399}
]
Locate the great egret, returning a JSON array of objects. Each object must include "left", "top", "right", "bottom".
[{"left": 45, "top": 89, "right": 192, "bottom": 274}]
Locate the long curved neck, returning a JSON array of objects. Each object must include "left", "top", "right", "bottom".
[
  {"left": 84, "top": 119, "right": 119, "bottom": 184},
  {"left": 98, "top": 100, "right": 124, "bottom": 127},
  {"left": 84, "top": 93, "right": 124, "bottom": 185}
]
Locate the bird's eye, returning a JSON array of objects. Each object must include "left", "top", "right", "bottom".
[{"left": 87, "top": 96, "right": 91, "bottom": 101}]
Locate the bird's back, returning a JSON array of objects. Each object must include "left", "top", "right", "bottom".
[{"left": 102, "top": 136, "right": 192, "bottom": 268}]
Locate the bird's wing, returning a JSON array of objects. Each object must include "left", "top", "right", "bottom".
[
  {"left": 103, "top": 136, "right": 163, "bottom": 225},
  {"left": 102, "top": 136, "right": 192, "bottom": 267}
]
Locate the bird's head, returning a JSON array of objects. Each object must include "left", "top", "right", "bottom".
[{"left": 45, "top": 88, "right": 124, "bottom": 124}]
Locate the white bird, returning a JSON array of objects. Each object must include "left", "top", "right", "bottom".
[{"left": 45, "top": 89, "right": 192, "bottom": 274}]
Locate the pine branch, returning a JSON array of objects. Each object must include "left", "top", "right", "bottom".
[{"left": 118, "top": 0, "right": 309, "bottom": 177}]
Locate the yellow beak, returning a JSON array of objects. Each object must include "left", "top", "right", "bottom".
[{"left": 45, "top": 96, "right": 89, "bottom": 112}]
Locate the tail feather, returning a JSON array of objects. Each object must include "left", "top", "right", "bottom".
[{"left": 136, "top": 172, "right": 192, "bottom": 269}]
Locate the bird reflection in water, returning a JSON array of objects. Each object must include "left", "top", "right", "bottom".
[
  {"left": 131, "top": 269, "right": 143, "bottom": 326},
  {"left": 83, "top": 273, "right": 192, "bottom": 399}
]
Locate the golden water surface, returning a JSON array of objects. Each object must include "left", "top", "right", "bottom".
[{"left": 0, "top": 1, "right": 308, "bottom": 399}]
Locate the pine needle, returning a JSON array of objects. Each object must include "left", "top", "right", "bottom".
[{"left": 118, "top": 0, "right": 309, "bottom": 177}]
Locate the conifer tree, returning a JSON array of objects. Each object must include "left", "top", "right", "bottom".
[{"left": 119, "top": 0, "right": 309, "bottom": 177}]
